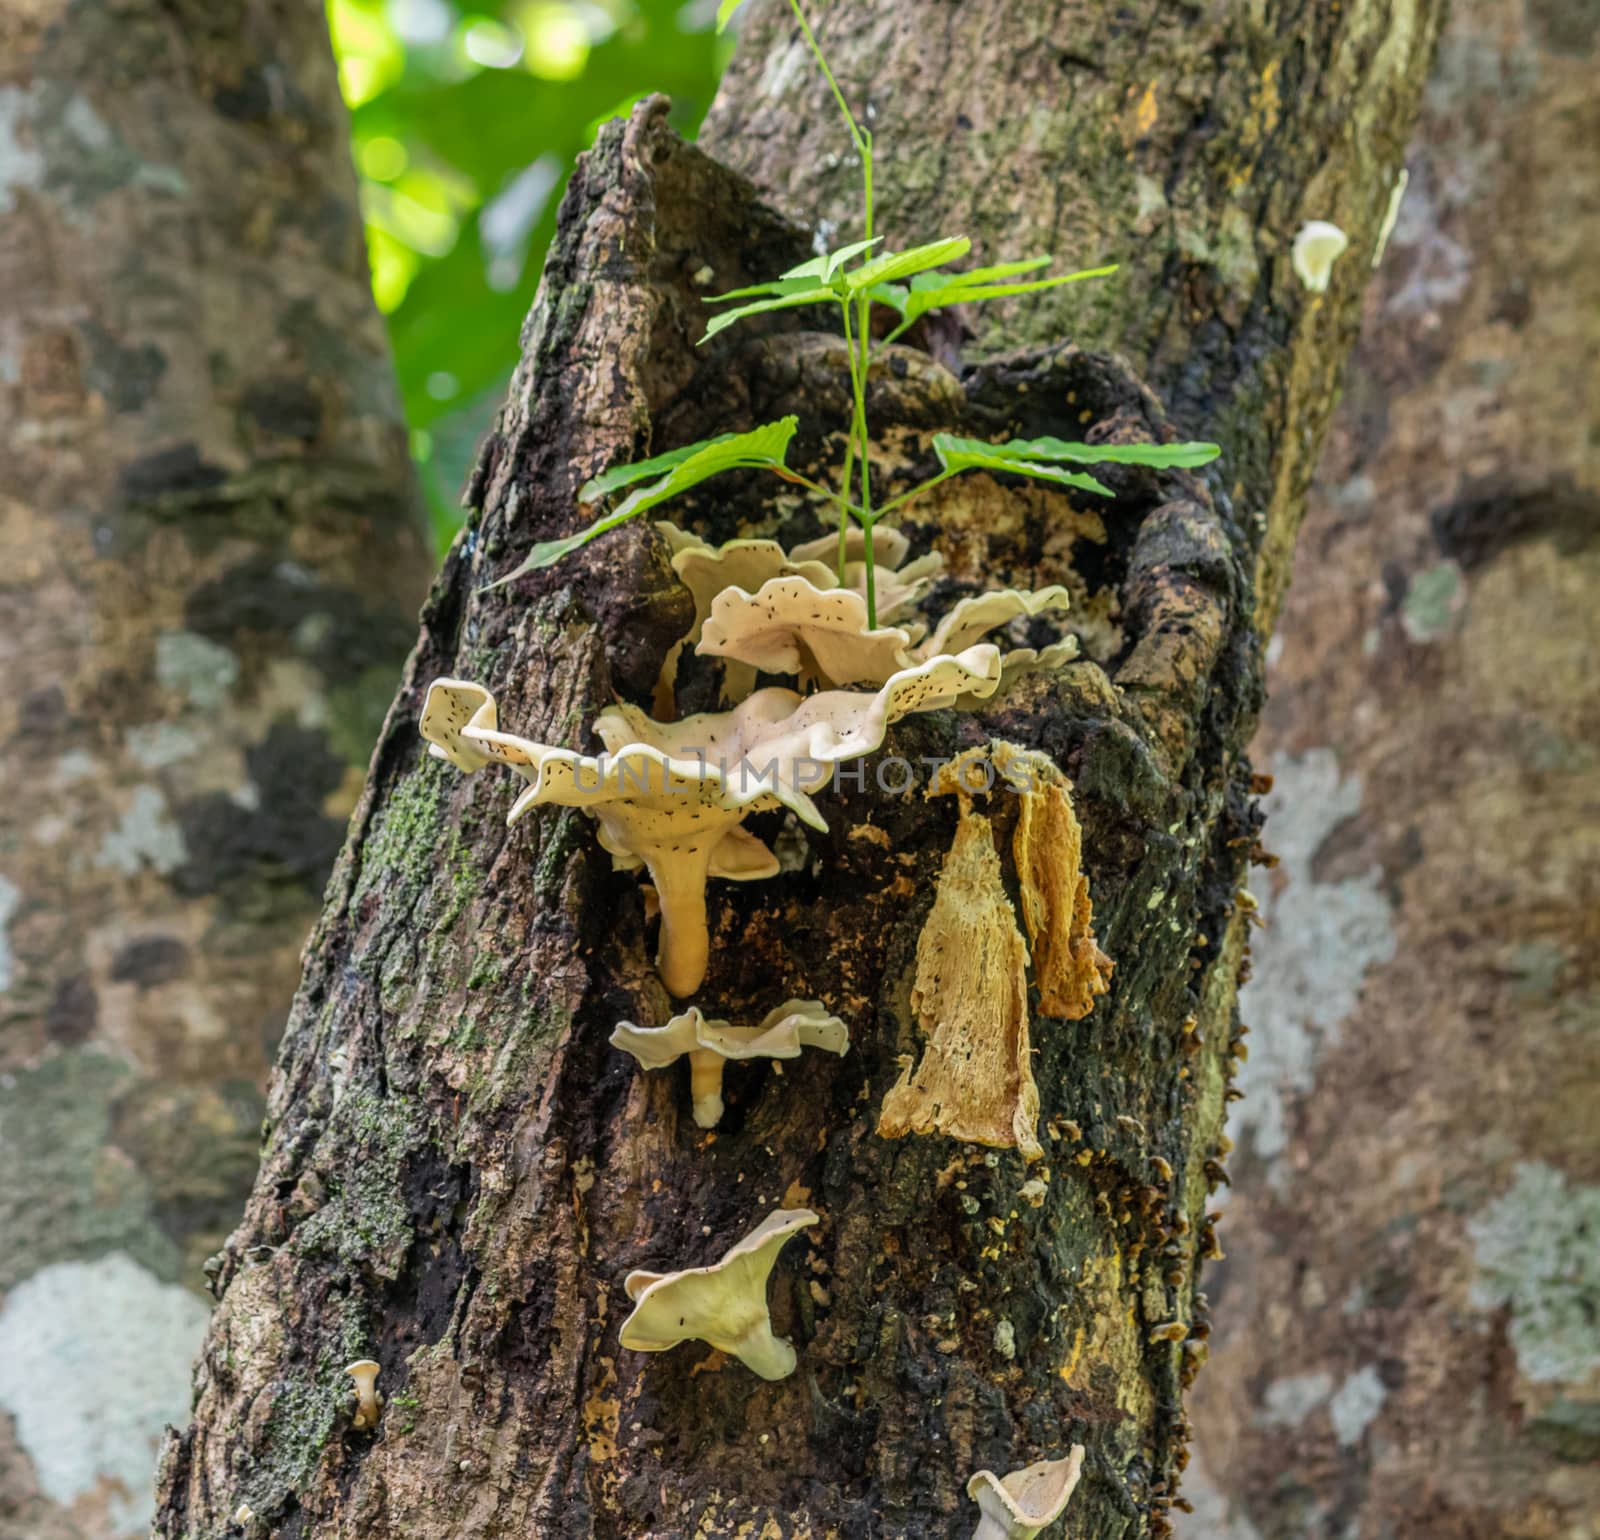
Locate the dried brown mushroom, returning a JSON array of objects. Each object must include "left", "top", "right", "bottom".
[
  {"left": 611, "top": 1000, "right": 849, "bottom": 1127},
  {"left": 877, "top": 807, "right": 1042, "bottom": 1159},
  {"left": 619, "top": 1207, "right": 818, "bottom": 1379},
  {"left": 877, "top": 743, "right": 1111, "bottom": 1161}
]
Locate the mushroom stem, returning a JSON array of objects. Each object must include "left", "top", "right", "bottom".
[
  {"left": 687, "top": 1048, "right": 727, "bottom": 1128},
  {"left": 730, "top": 1321, "right": 799, "bottom": 1381},
  {"left": 971, "top": 1518, "right": 1014, "bottom": 1540},
  {"left": 647, "top": 850, "right": 712, "bottom": 998},
  {"left": 343, "top": 1360, "right": 382, "bottom": 1430}
]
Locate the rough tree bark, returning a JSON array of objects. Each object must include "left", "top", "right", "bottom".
[
  {"left": 0, "top": 3, "right": 430, "bottom": 1537},
  {"left": 154, "top": 2, "right": 1441, "bottom": 1536},
  {"left": 1180, "top": 0, "right": 1600, "bottom": 1535}
]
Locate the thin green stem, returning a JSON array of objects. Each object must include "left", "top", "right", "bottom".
[
  {"left": 874, "top": 467, "right": 956, "bottom": 521},
  {"left": 840, "top": 295, "right": 877, "bottom": 627},
  {"left": 787, "top": 0, "right": 871, "bottom": 179},
  {"left": 787, "top": 0, "right": 877, "bottom": 606},
  {"left": 777, "top": 468, "right": 868, "bottom": 522}
]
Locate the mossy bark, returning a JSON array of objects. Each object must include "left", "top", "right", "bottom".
[
  {"left": 155, "top": 3, "right": 1441, "bottom": 1535},
  {"left": 0, "top": 3, "right": 430, "bottom": 1537}
]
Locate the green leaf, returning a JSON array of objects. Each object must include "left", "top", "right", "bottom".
[
  {"left": 706, "top": 275, "right": 832, "bottom": 302},
  {"left": 899, "top": 262, "right": 1118, "bottom": 327},
  {"left": 908, "top": 257, "right": 1050, "bottom": 291},
  {"left": 845, "top": 236, "right": 972, "bottom": 291},
  {"left": 864, "top": 283, "right": 910, "bottom": 317},
  {"left": 1002, "top": 435, "right": 1222, "bottom": 469},
  {"left": 932, "top": 434, "right": 1114, "bottom": 497},
  {"left": 488, "top": 418, "right": 800, "bottom": 584},
  {"left": 700, "top": 286, "right": 837, "bottom": 342},
  {"left": 578, "top": 433, "right": 738, "bottom": 501},
  {"left": 707, "top": 238, "right": 884, "bottom": 302},
  {"left": 783, "top": 236, "right": 883, "bottom": 284},
  {"left": 716, "top": 0, "right": 745, "bottom": 32}
]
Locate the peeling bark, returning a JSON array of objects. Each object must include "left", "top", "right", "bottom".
[
  {"left": 154, "top": 1, "right": 1441, "bottom": 1535},
  {"left": 0, "top": 3, "right": 429, "bottom": 1536},
  {"left": 1182, "top": 0, "right": 1600, "bottom": 1534}
]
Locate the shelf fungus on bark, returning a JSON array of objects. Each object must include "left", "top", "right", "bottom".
[
  {"left": 997, "top": 744, "right": 1114, "bottom": 1018},
  {"left": 966, "top": 1447, "right": 1086, "bottom": 1540},
  {"left": 877, "top": 744, "right": 1111, "bottom": 1162},
  {"left": 698, "top": 574, "right": 1074, "bottom": 692},
  {"left": 420, "top": 650, "right": 1001, "bottom": 996},
  {"left": 611, "top": 1000, "right": 849, "bottom": 1127},
  {"left": 619, "top": 1207, "right": 818, "bottom": 1379},
  {"left": 877, "top": 802, "right": 1042, "bottom": 1159},
  {"left": 343, "top": 1360, "right": 382, "bottom": 1430},
  {"left": 657, "top": 522, "right": 944, "bottom": 705}
]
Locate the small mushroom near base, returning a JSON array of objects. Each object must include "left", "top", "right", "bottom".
[
  {"left": 967, "top": 1447, "right": 1086, "bottom": 1539},
  {"left": 343, "top": 1359, "right": 382, "bottom": 1430}
]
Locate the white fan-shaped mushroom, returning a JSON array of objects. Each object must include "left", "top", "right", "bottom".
[
  {"left": 967, "top": 1448, "right": 1086, "bottom": 1539},
  {"left": 620, "top": 1208, "right": 818, "bottom": 1379},
  {"left": 699, "top": 575, "right": 1072, "bottom": 691},
  {"left": 611, "top": 1000, "right": 849, "bottom": 1126},
  {"left": 420, "top": 646, "right": 1000, "bottom": 996},
  {"left": 1291, "top": 220, "right": 1349, "bottom": 292}
]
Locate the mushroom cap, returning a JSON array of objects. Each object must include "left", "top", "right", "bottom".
[
  {"left": 422, "top": 649, "right": 1002, "bottom": 848},
  {"left": 788, "top": 526, "right": 912, "bottom": 570},
  {"left": 580, "top": 643, "right": 1002, "bottom": 832},
  {"left": 918, "top": 585, "right": 1071, "bottom": 660},
  {"left": 611, "top": 1001, "right": 850, "bottom": 1070},
  {"left": 700, "top": 576, "right": 919, "bottom": 686},
  {"left": 699, "top": 577, "right": 1072, "bottom": 691},
  {"left": 957, "top": 640, "right": 1079, "bottom": 710},
  {"left": 657, "top": 521, "right": 836, "bottom": 642},
  {"left": 420, "top": 679, "right": 500, "bottom": 772},
  {"left": 342, "top": 1359, "right": 380, "bottom": 1385},
  {"left": 966, "top": 1447, "right": 1086, "bottom": 1538},
  {"left": 1291, "top": 220, "right": 1350, "bottom": 292},
  {"left": 620, "top": 1208, "right": 819, "bottom": 1379}
]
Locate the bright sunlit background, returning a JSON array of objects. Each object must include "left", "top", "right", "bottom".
[{"left": 326, "top": 0, "right": 730, "bottom": 547}]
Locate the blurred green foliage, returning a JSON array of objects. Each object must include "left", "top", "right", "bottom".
[{"left": 326, "top": 0, "right": 731, "bottom": 549}]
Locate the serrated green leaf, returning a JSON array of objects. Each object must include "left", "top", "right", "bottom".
[
  {"left": 1001, "top": 435, "right": 1221, "bottom": 469},
  {"left": 716, "top": 0, "right": 745, "bottom": 32},
  {"left": 700, "top": 286, "right": 838, "bottom": 343},
  {"left": 845, "top": 236, "right": 972, "bottom": 291},
  {"left": 579, "top": 432, "right": 738, "bottom": 501},
  {"left": 488, "top": 418, "right": 800, "bottom": 585},
  {"left": 932, "top": 434, "right": 1114, "bottom": 497}
]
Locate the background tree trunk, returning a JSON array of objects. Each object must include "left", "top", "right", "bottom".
[
  {"left": 0, "top": 3, "right": 430, "bottom": 1536},
  {"left": 1178, "top": 0, "right": 1600, "bottom": 1535},
  {"left": 153, "top": 2, "right": 1441, "bottom": 1535}
]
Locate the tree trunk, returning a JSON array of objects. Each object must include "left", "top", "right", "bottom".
[
  {"left": 153, "top": 2, "right": 1441, "bottom": 1536},
  {"left": 0, "top": 3, "right": 430, "bottom": 1536},
  {"left": 1180, "top": 0, "right": 1600, "bottom": 1534}
]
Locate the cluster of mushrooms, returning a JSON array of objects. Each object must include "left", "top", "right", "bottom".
[{"left": 416, "top": 520, "right": 1104, "bottom": 1535}]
